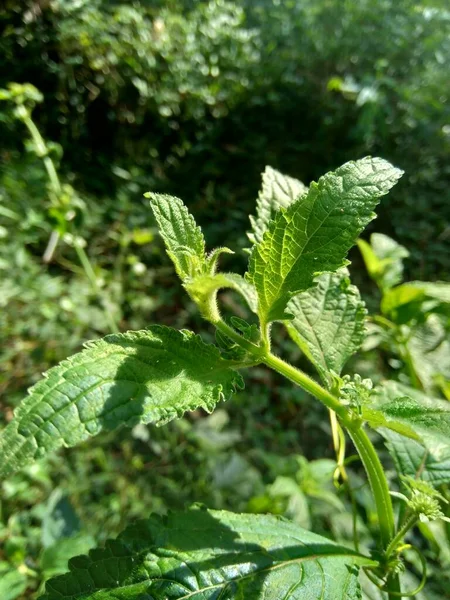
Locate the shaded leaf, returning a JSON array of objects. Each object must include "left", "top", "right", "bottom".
[
  {"left": 382, "top": 429, "right": 450, "bottom": 487},
  {"left": 364, "top": 381, "right": 450, "bottom": 447},
  {"left": 407, "top": 314, "right": 450, "bottom": 395},
  {"left": 40, "top": 507, "right": 373, "bottom": 600},
  {"left": 0, "top": 327, "right": 243, "bottom": 479}
]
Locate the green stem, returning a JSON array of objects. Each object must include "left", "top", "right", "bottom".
[
  {"left": 21, "top": 109, "right": 119, "bottom": 334},
  {"left": 23, "top": 116, "right": 61, "bottom": 195},
  {"left": 213, "top": 318, "right": 401, "bottom": 597},
  {"left": 385, "top": 515, "right": 418, "bottom": 558},
  {"left": 73, "top": 240, "right": 119, "bottom": 334},
  {"left": 262, "top": 352, "right": 354, "bottom": 424}
]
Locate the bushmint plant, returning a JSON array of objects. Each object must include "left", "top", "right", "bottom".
[{"left": 1, "top": 157, "right": 450, "bottom": 599}]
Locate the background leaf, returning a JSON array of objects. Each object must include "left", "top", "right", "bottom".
[
  {"left": 364, "top": 381, "right": 450, "bottom": 448},
  {"left": 40, "top": 507, "right": 373, "bottom": 600},
  {"left": 358, "top": 233, "right": 409, "bottom": 291},
  {"left": 0, "top": 326, "right": 243, "bottom": 479},
  {"left": 0, "top": 564, "right": 27, "bottom": 600}
]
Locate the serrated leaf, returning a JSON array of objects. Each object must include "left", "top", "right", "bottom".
[
  {"left": 382, "top": 429, "right": 450, "bottom": 486},
  {"left": 407, "top": 314, "right": 450, "bottom": 395},
  {"left": 286, "top": 271, "right": 367, "bottom": 387},
  {"left": 247, "top": 157, "right": 403, "bottom": 324},
  {"left": 40, "top": 507, "right": 373, "bottom": 600},
  {"left": 185, "top": 272, "right": 258, "bottom": 316},
  {"left": 358, "top": 233, "right": 408, "bottom": 291},
  {"left": 0, "top": 327, "right": 243, "bottom": 479},
  {"left": 147, "top": 193, "right": 206, "bottom": 280},
  {"left": 363, "top": 381, "right": 450, "bottom": 448},
  {"left": 248, "top": 166, "right": 307, "bottom": 245}
]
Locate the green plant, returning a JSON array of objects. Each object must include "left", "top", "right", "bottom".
[
  {"left": 1, "top": 157, "right": 450, "bottom": 598},
  {"left": 0, "top": 82, "right": 119, "bottom": 333},
  {"left": 358, "top": 232, "right": 450, "bottom": 397}
]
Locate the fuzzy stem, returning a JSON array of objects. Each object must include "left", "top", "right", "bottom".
[{"left": 212, "top": 317, "right": 401, "bottom": 597}]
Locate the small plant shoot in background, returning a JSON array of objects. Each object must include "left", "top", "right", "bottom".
[{"left": 1, "top": 156, "right": 450, "bottom": 599}]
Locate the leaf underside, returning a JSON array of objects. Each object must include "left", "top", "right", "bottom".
[
  {"left": 286, "top": 271, "right": 366, "bottom": 387},
  {"left": 247, "top": 157, "right": 403, "bottom": 324},
  {"left": 0, "top": 326, "right": 243, "bottom": 479},
  {"left": 40, "top": 507, "right": 372, "bottom": 600}
]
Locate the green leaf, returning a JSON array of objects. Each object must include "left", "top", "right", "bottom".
[
  {"left": 248, "top": 166, "right": 307, "bottom": 245},
  {"left": 247, "top": 157, "right": 403, "bottom": 324},
  {"left": 41, "top": 535, "right": 96, "bottom": 581},
  {"left": 382, "top": 430, "right": 450, "bottom": 487},
  {"left": 407, "top": 314, "right": 450, "bottom": 395},
  {"left": 381, "top": 284, "right": 427, "bottom": 322},
  {"left": 363, "top": 381, "right": 450, "bottom": 447},
  {"left": 286, "top": 271, "right": 366, "bottom": 387},
  {"left": 147, "top": 193, "right": 206, "bottom": 280},
  {"left": 380, "top": 281, "right": 450, "bottom": 323},
  {"left": 0, "top": 327, "right": 243, "bottom": 479},
  {"left": 0, "top": 563, "right": 28, "bottom": 600},
  {"left": 40, "top": 507, "right": 373, "bottom": 600},
  {"left": 358, "top": 233, "right": 408, "bottom": 291}
]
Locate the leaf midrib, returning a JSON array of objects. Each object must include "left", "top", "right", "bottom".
[{"left": 59, "top": 550, "right": 363, "bottom": 600}]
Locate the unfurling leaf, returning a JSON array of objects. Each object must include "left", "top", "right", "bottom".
[
  {"left": 0, "top": 326, "right": 243, "bottom": 479},
  {"left": 247, "top": 157, "right": 403, "bottom": 325},
  {"left": 286, "top": 271, "right": 366, "bottom": 387},
  {"left": 248, "top": 165, "right": 307, "bottom": 245},
  {"left": 147, "top": 193, "right": 206, "bottom": 280},
  {"left": 40, "top": 507, "right": 373, "bottom": 600}
]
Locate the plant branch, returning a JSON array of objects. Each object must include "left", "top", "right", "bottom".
[{"left": 212, "top": 318, "right": 402, "bottom": 597}]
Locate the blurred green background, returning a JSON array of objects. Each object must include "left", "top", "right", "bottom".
[{"left": 0, "top": 1, "right": 449, "bottom": 598}]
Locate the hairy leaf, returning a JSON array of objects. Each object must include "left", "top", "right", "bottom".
[
  {"left": 0, "top": 327, "right": 243, "bottom": 479},
  {"left": 364, "top": 382, "right": 450, "bottom": 448},
  {"left": 40, "top": 507, "right": 373, "bottom": 600},
  {"left": 247, "top": 157, "right": 403, "bottom": 324},
  {"left": 382, "top": 430, "right": 450, "bottom": 487},
  {"left": 248, "top": 166, "right": 307, "bottom": 245},
  {"left": 358, "top": 233, "right": 408, "bottom": 291},
  {"left": 286, "top": 271, "right": 366, "bottom": 387},
  {"left": 147, "top": 193, "right": 206, "bottom": 280}
]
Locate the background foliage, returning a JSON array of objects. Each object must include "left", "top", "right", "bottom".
[{"left": 0, "top": 1, "right": 449, "bottom": 598}]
